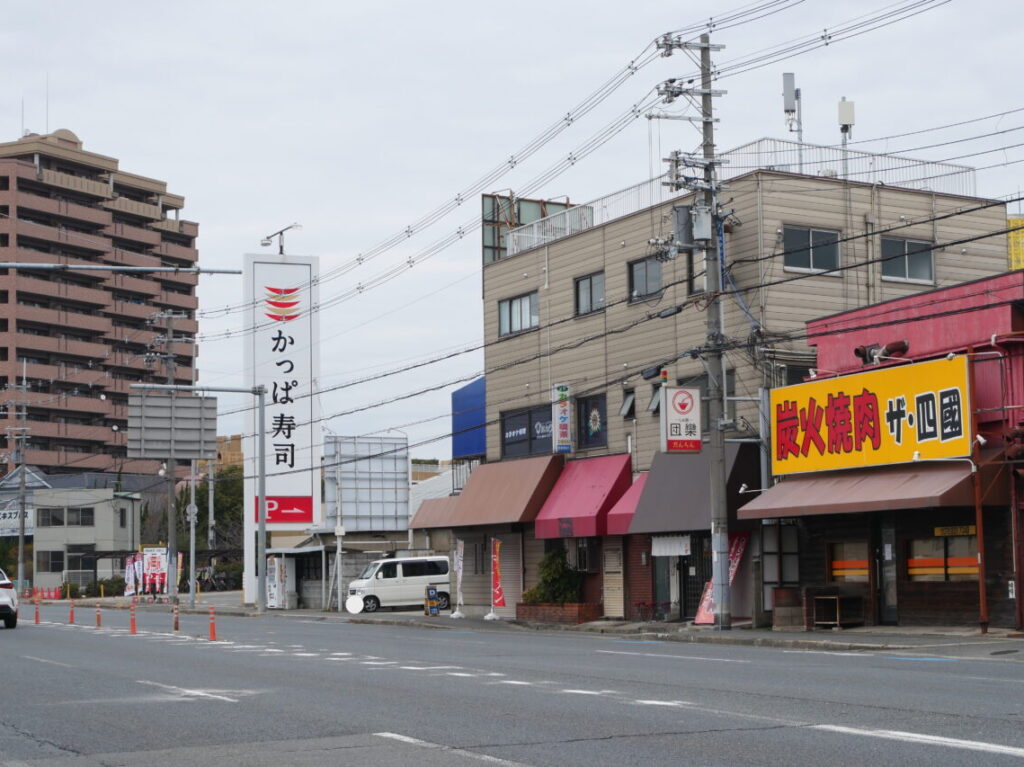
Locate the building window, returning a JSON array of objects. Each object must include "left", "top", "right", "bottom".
[
  {"left": 66, "top": 544, "right": 95, "bottom": 572},
  {"left": 783, "top": 226, "right": 839, "bottom": 273},
  {"left": 907, "top": 534, "right": 977, "bottom": 581},
  {"left": 576, "top": 394, "right": 607, "bottom": 449},
  {"left": 619, "top": 389, "right": 636, "bottom": 418},
  {"left": 119, "top": 508, "right": 127, "bottom": 528},
  {"left": 828, "top": 541, "right": 869, "bottom": 582},
  {"left": 762, "top": 523, "right": 800, "bottom": 609},
  {"left": 37, "top": 507, "right": 64, "bottom": 527},
  {"left": 629, "top": 257, "right": 662, "bottom": 300},
  {"left": 36, "top": 550, "right": 64, "bottom": 573},
  {"left": 66, "top": 507, "right": 94, "bottom": 527},
  {"left": 572, "top": 537, "right": 600, "bottom": 574},
  {"left": 646, "top": 384, "right": 661, "bottom": 414},
  {"left": 500, "top": 405, "right": 552, "bottom": 458},
  {"left": 881, "top": 237, "right": 933, "bottom": 283},
  {"left": 574, "top": 272, "right": 605, "bottom": 315},
  {"left": 498, "top": 291, "right": 539, "bottom": 337}
]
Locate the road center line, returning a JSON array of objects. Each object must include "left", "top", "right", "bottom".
[
  {"left": 22, "top": 655, "right": 73, "bottom": 668},
  {"left": 597, "top": 649, "right": 750, "bottom": 663},
  {"left": 812, "top": 725, "right": 1024, "bottom": 757}
]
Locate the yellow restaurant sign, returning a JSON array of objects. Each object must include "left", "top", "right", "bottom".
[{"left": 771, "top": 356, "right": 971, "bottom": 475}]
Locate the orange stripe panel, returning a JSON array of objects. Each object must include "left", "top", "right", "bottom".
[
  {"left": 832, "top": 560, "right": 869, "bottom": 568},
  {"left": 908, "top": 558, "right": 945, "bottom": 567},
  {"left": 946, "top": 557, "right": 977, "bottom": 567}
]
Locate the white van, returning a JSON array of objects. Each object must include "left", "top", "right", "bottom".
[{"left": 348, "top": 556, "right": 450, "bottom": 613}]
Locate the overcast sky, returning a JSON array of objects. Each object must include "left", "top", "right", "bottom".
[{"left": 3, "top": 0, "right": 1021, "bottom": 461}]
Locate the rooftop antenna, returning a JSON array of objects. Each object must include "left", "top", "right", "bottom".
[
  {"left": 782, "top": 73, "right": 803, "bottom": 173},
  {"left": 839, "top": 96, "right": 856, "bottom": 179}
]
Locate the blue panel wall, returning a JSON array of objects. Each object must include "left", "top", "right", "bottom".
[{"left": 451, "top": 377, "right": 486, "bottom": 459}]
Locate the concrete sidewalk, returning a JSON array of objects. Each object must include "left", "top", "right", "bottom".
[{"left": 60, "top": 591, "right": 1024, "bottom": 655}]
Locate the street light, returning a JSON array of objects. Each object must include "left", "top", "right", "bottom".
[{"left": 260, "top": 223, "right": 302, "bottom": 255}]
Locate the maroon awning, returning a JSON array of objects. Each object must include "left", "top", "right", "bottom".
[
  {"left": 606, "top": 473, "right": 648, "bottom": 536},
  {"left": 534, "top": 454, "right": 632, "bottom": 539},
  {"left": 738, "top": 455, "right": 1009, "bottom": 519}
]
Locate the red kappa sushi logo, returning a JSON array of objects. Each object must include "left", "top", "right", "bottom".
[{"left": 264, "top": 286, "right": 302, "bottom": 321}]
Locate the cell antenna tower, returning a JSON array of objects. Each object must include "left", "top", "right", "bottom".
[{"left": 782, "top": 73, "right": 803, "bottom": 173}]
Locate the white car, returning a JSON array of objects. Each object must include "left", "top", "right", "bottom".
[{"left": 0, "top": 567, "right": 18, "bottom": 629}]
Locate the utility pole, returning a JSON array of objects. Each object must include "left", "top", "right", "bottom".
[
  {"left": 6, "top": 364, "right": 30, "bottom": 592},
  {"left": 207, "top": 469, "right": 216, "bottom": 549},
  {"left": 150, "top": 310, "right": 189, "bottom": 600},
  {"left": 658, "top": 33, "right": 730, "bottom": 629}
]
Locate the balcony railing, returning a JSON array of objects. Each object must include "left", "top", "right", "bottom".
[{"left": 506, "top": 138, "right": 978, "bottom": 256}]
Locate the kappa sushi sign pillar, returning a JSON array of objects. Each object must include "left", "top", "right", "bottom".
[{"left": 243, "top": 254, "right": 322, "bottom": 605}]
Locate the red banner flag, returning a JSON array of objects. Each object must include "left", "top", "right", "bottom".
[
  {"left": 693, "top": 531, "right": 750, "bottom": 625},
  {"left": 491, "top": 538, "right": 506, "bottom": 608}
]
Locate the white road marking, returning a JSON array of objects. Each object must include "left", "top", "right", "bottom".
[
  {"left": 361, "top": 660, "right": 397, "bottom": 665},
  {"left": 447, "top": 672, "right": 478, "bottom": 677},
  {"left": 22, "top": 655, "right": 73, "bottom": 668},
  {"left": 813, "top": 725, "right": 1024, "bottom": 757},
  {"left": 261, "top": 648, "right": 285, "bottom": 653},
  {"left": 136, "top": 680, "right": 238, "bottom": 703},
  {"left": 326, "top": 657, "right": 354, "bottom": 661},
  {"left": 330, "top": 652, "right": 352, "bottom": 656},
  {"left": 597, "top": 649, "right": 750, "bottom": 663},
  {"left": 292, "top": 652, "right": 319, "bottom": 657},
  {"left": 399, "top": 665, "right": 462, "bottom": 671},
  {"left": 497, "top": 680, "right": 532, "bottom": 686},
  {"left": 374, "top": 732, "right": 528, "bottom": 766},
  {"left": 633, "top": 699, "right": 694, "bottom": 708},
  {"left": 561, "top": 689, "right": 617, "bottom": 696}
]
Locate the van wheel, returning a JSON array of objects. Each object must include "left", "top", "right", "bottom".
[
  {"left": 436, "top": 592, "right": 450, "bottom": 611},
  {"left": 363, "top": 596, "right": 380, "bottom": 613}
]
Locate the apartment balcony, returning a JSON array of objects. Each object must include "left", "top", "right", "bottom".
[
  {"left": 152, "top": 218, "right": 198, "bottom": 238},
  {"left": 4, "top": 304, "right": 113, "bottom": 334},
  {"left": 105, "top": 300, "right": 158, "bottom": 322},
  {"left": 111, "top": 326, "right": 160, "bottom": 349},
  {"left": 19, "top": 390, "right": 113, "bottom": 416},
  {"left": 107, "top": 351, "right": 156, "bottom": 373},
  {"left": 24, "top": 421, "right": 114, "bottom": 443},
  {"left": 15, "top": 219, "right": 111, "bottom": 255},
  {"left": 154, "top": 241, "right": 197, "bottom": 263},
  {"left": 23, "top": 449, "right": 113, "bottom": 471},
  {"left": 39, "top": 169, "right": 112, "bottom": 200},
  {"left": 108, "top": 273, "right": 161, "bottom": 297},
  {"left": 105, "top": 221, "right": 161, "bottom": 247},
  {"left": 12, "top": 246, "right": 110, "bottom": 272},
  {"left": 156, "top": 270, "right": 199, "bottom": 288},
  {"left": 12, "top": 274, "right": 111, "bottom": 307},
  {"left": 101, "top": 196, "right": 161, "bottom": 221},
  {"left": 15, "top": 189, "right": 112, "bottom": 227},
  {"left": 21, "top": 362, "right": 112, "bottom": 389},
  {"left": 105, "top": 249, "right": 163, "bottom": 269},
  {"left": 6, "top": 332, "right": 110, "bottom": 361},
  {"left": 153, "top": 291, "right": 198, "bottom": 310}
]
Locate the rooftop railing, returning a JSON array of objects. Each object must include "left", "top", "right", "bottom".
[{"left": 505, "top": 138, "right": 977, "bottom": 257}]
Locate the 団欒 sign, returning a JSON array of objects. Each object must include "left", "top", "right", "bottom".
[
  {"left": 660, "top": 386, "right": 702, "bottom": 452},
  {"left": 552, "top": 383, "right": 572, "bottom": 453},
  {"left": 243, "top": 255, "right": 321, "bottom": 530},
  {"left": 771, "top": 356, "right": 971, "bottom": 475}
]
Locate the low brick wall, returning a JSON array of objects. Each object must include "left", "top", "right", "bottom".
[{"left": 516, "top": 602, "right": 603, "bottom": 625}]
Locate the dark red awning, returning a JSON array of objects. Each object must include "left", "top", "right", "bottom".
[
  {"left": 534, "top": 454, "right": 632, "bottom": 539},
  {"left": 606, "top": 473, "right": 648, "bottom": 536}
]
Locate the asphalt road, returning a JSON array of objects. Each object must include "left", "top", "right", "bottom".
[{"left": 3, "top": 605, "right": 1024, "bottom": 766}]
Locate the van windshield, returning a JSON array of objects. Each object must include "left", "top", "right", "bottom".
[{"left": 358, "top": 563, "right": 379, "bottom": 579}]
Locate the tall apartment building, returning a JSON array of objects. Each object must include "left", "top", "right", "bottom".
[{"left": 0, "top": 129, "right": 198, "bottom": 475}]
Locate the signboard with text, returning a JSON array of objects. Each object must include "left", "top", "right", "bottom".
[
  {"left": 243, "top": 255, "right": 322, "bottom": 531},
  {"left": 770, "top": 356, "right": 971, "bottom": 475},
  {"left": 660, "top": 386, "right": 702, "bottom": 452},
  {"left": 552, "top": 383, "right": 572, "bottom": 453}
]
